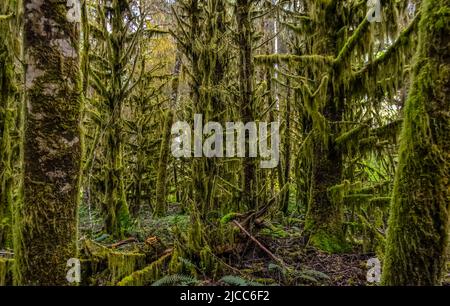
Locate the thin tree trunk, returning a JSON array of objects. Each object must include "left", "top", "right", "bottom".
[
  {"left": 280, "top": 80, "right": 291, "bottom": 214},
  {"left": 236, "top": 0, "right": 257, "bottom": 210},
  {"left": 154, "top": 53, "right": 181, "bottom": 216},
  {"left": 155, "top": 110, "right": 174, "bottom": 217}
]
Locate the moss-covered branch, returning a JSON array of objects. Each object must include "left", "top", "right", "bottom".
[
  {"left": 255, "top": 54, "right": 334, "bottom": 66},
  {"left": 333, "top": 17, "right": 369, "bottom": 65},
  {"left": 352, "top": 13, "right": 420, "bottom": 79}
]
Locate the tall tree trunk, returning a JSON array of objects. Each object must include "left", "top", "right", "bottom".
[
  {"left": 155, "top": 109, "right": 174, "bottom": 217},
  {"left": 99, "top": 0, "right": 131, "bottom": 238},
  {"left": 236, "top": 0, "right": 257, "bottom": 209},
  {"left": 305, "top": 116, "right": 346, "bottom": 252},
  {"left": 303, "top": 1, "right": 348, "bottom": 253},
  {"left": 280, "top": 81, "right": 291, "bottom": 214},
  {"left": 15, "top": 0, "right": 82, "bottom": 285},
  {"left": 381, "top": 0, "right": 449, "bottom": 285},
  {"left": 154, "top": 53, "right": 181, "bottom": 217},
  {"left": 104, "top": 113, "right": 129, "bottom": 238}
]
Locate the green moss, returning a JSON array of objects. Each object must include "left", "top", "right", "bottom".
[
  {"left": 381, "top": 0, "right": 450, "bottom": 285},
  {"left": 14, "top": 0, "right": 82, "bottom": 285},
  {"left": 368, "top": 197, "right": 391, "bottom": 206},
  {"left": 0, "top": 258, "right": 13, "bottom": 286},
  {"left": 107, "top": 252, "right": 146, "bottom": 284},
  {"left": 308, "top": 230, "right": 351, "bottom": 254},
  {"left": 260, "top": 224, "right": 289, "bottom": 239},
  {"left": 154, "top": 110, "right": 174, "bottom": 217},
  {"left": 117, "top": 253, "right": 172, "bottom": 286},
  {"left": 0, "top": 0, "right": 20, "bottom": 251},
  {"left": 220, "top": 212, "right": 240, "bottom": 224}
]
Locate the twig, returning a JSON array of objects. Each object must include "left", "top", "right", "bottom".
[
  {"left": 109, "top": 237, "right": 138, "bottom": 249},
  {"left": 232, "top": 220, "right": 284, "bottom": 266}
]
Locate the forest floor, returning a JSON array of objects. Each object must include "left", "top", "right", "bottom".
[
  {"left": 0, "top": 201, "right": 448, "bottom": 286},
  {"left": 75, "top": 202, "right": 450, "bottom": 286}
]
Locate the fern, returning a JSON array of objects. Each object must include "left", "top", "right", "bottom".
[
  {"left": 300, "top": 269, "right": 330, "bottom": 280},
  {"left": 268, "top": 263, "right": 286, "bottom": 276},
  {"left": 152, "top": 274, "right": 199, "bottom": 286},
  {"left": 268, "top": 263, "right": 329, "bottom": 284},
  {"left": 219, "top": 275, "right": 264, "bottom": 286},
  {"left": 178, "top": 257, "right": 199, "bottom": 272}
]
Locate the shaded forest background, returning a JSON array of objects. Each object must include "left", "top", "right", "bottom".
[{"left": 0, "top": 0, "right": 448, "bottom": 286}]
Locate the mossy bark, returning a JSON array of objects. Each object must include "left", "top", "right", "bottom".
[
  {"left": 0, "top": 0, "right": 16, "bottom": 249},
  {"left": 154, "top": 110, "right": 174, "bottom": 217},
  {"left": 280, "top": 80, "right": 292, "bottom": 214},
  {"left": 305, "top": 125, "right": 348, "bottom": 253},
  {"left": 15, "top": 0, "right": 82, "bottom": 285},
  {"left": 303, "top": 1, "right": 348, "bottom": 253},
  {"left": 236, "top": 0, "right": 258, "bottom": 209},
  {"left": 381, "top": 0, "right": 450, "bottom": 285},
  {"left": 104, "top": 118, "right": 130, "bottom": 238},
  {"left": 89, "top": 0, "right": 132, "bottom": 238}
]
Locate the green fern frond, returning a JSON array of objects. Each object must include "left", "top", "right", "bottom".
[
  {"left": 152, "top": 274, "right": 199, "bottom": 286},
  {"left": 219, "top": 275, "right": 264, "bottom": 286}
]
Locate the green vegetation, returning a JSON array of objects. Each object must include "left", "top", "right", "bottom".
[{"left": 0, "top": 0, "right": 448, "bottom": 286}]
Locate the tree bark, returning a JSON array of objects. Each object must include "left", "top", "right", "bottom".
[
  {"left": 15, "top": 0, "right": 82, "bottom": 285},
  {"left": 381, "top": 0, "right": 450, "bottom": 285},
  {"left": 236, "top": 0, "right": 257, "bottom": 210}
]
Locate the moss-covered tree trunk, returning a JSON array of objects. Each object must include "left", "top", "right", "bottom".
[
  {"left": 381, "top": 0, "right": 450, "bottom": 285},
  {"left": 305, "top": 98, "right": 347, "bottom": 252},
  {"left": 280, "top": 81, "right": 292, "bottom": 214},
  {"left": 104, "top": 113, "right": 129, "bottom": 238},
  {"left": 15, "top": 0, "right": 82, "bottom": 285},
  {"left": 94, "top": 0, "right": 131, "bottom": 239},
  {"left": 0, "top": 0, "right": 16, "bottom": 249},
  {"left": 236, "top": 0, "right": 257, "bottom": 209},
  {"left": 303, "top": 2, "right": 348, "bottom": 253},
  {"left": 154, "top": 110, "right": 174, "bottom": 217},
  {"left": 154, "top": 52, "right": 181, "bottom": 217}
]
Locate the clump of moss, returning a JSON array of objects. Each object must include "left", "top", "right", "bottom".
[
  {"left": 308, "top": 230, "right": 351, "bottom": 254},
  {"left": 117, "top": 253, "right": 172, "bottom": 286},
  {"left": 108, "top": 252, "right": 146, "bottom": 284},
  {"left": 260, "top": 224, "right": 289, "bottom": 239}
]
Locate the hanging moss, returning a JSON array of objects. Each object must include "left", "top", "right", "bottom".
[
  {"left": 107, "top": 252, "right": 146, "bottom": 284},
  {"left": 79, "top": 239, "right": 147, "bottom": 285},
  {"left": 255, "top": 54, "right": 334, "bottom": 67},
  {"left": 335, "top": 125, "right": 368, "bottom": 146},
  {"left": 117, "top": 252, "right": 172, "bottom": 286}
]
